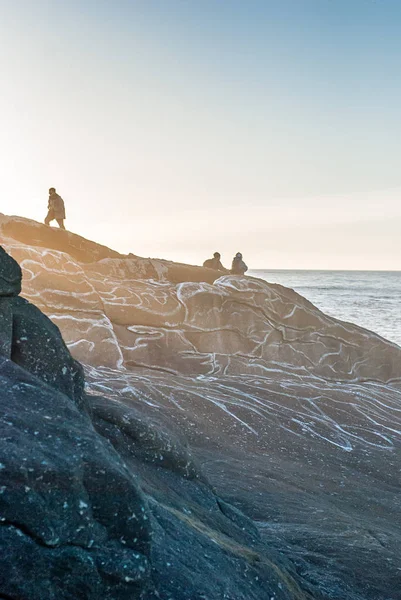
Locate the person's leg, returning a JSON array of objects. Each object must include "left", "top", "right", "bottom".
[
  {"left": 56, "top": 219, "right": 66, "bottom": 230},
  {"left": 44, "top": 210, "right": 54, "bottom": 226}
]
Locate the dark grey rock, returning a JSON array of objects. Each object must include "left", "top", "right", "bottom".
[
  {"left": 90, "top": 394, "right": 207, "bottom": 482},
  {"left": 0, "top": 357, "right": 151, "bottom": 599},
  {"left": 0, "top": 297, "right": 13, "bottom": 358},
  {"left": 10, "top": 297, "right": 86, "bottom": 410},
  {"left": 0, "top": 246, "right": 21, "bottom": 296}
]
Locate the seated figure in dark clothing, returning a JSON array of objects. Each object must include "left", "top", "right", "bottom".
[
  {"left": 230, "top": 252, "right": 248, "bottom": 275},
  {"left": 203, "top": 252, "right": 227, "bottom": 272},
  {"left": 45, "top": 187, "right": 66, "bottom": 229}
]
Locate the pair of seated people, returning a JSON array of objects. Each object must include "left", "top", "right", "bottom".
[{"left": 203, "top": 252, "right": 248, "bottom": 275}]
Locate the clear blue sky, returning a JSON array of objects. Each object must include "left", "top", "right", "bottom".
[{"left": 1, "top": 0, "right": 401, "bottom": 268}]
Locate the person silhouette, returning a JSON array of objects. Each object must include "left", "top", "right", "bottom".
[
  {"left": 44, "top": 188, "right": 66, "bottom": 229},
  {"left": 203, "top": 252, "right": 227, "bottom": 272},
  {"left": 230, "top": 252, "right": 248, "bottom": 275}
]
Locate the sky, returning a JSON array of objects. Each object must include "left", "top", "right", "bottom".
[{"left": 0, "top": 0, "right": 401, "bottom": 269}]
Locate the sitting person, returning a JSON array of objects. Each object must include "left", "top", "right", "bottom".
[
  {"left": 230, "top": 252, "right": 248, "bottom": 275},
  {"left": 203, "top": 252, "right": 227, "bottom": 272}
]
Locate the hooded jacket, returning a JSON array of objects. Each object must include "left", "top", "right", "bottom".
[{"left": 231, "top": 255, "right": 248, "bottom": 275}]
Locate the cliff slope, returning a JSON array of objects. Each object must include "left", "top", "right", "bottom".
[{"left": 1, "top": 214, "right": 401, "bottom": 600}]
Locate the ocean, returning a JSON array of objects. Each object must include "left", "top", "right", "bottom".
[{"left": 250, "top": 270, "right": 401, "bottom": 348}]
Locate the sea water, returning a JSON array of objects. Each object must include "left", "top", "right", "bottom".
[{"left": 250, "top": 270, "right": 401, "bottom": 348}]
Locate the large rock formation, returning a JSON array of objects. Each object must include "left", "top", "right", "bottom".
[
  {"left": 0, "top": 220, "right": 308, "bottom": 599},
  {"left": 1, "top": 214, "right": 401, "bottom": 599}
]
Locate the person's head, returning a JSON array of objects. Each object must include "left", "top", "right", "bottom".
[
  {"left": 213, "top": 252, "right": 221, "bottom": 259},
  {"left": 235, "top": 252, "right": 242, "bottom": 259},
  {"left": 49, "top": 187, "right": 56, "bottom": 195}
]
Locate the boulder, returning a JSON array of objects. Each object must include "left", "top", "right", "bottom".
[
  {"left": 0, "top": 357, "right": 151, "bottom": 600},
  {"left": 0, "top": 245, "right": 21, "bottom": 296},
  {"left": 10, "top": 297, "right": 85, "bottom": 409},
  {"left": 0, "top": 246, "right": 152, "bottom": 598}
]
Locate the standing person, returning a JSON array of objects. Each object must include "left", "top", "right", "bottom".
[
  {"left": 44, "top": 188, "right": 66, "bottom": 229},
  {"left": 203, "top": 252, "right": 227, "bottom": 272},
  {"left": 231, "top": 252, "right": 248, "bottom": 275}
]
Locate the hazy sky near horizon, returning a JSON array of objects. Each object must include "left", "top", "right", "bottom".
[{"left": 1, "top": 0, "right": 401, "bottom": 269}]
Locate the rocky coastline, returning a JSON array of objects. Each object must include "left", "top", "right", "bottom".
[{"left": 0, "top": 214, "right": 400, "bottom": 600}]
